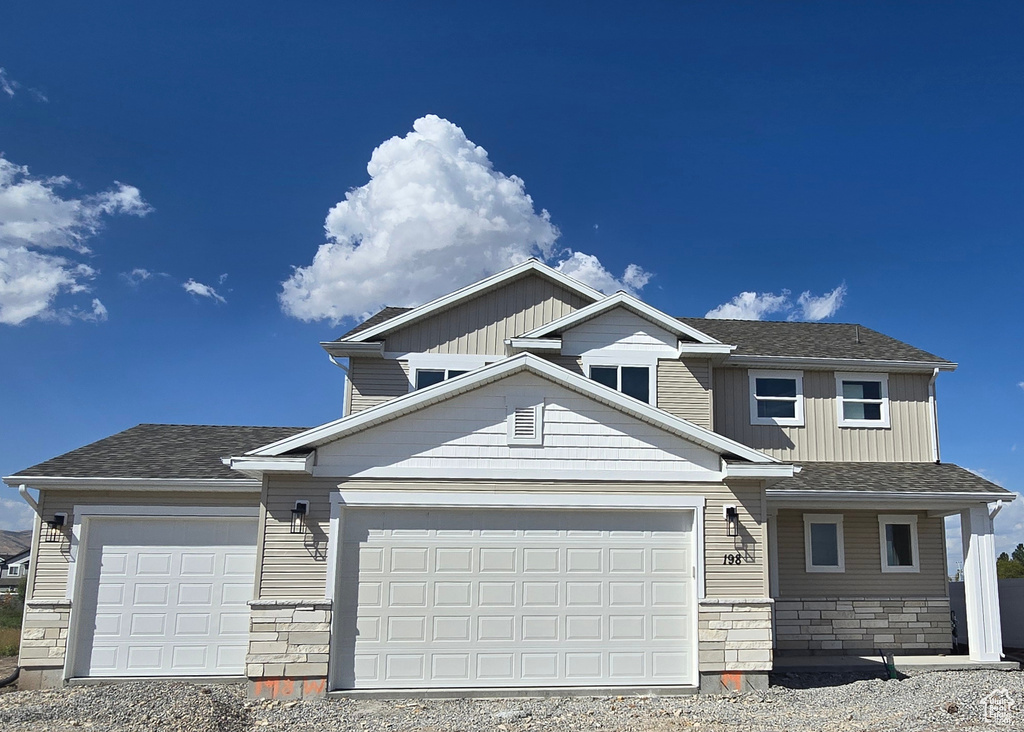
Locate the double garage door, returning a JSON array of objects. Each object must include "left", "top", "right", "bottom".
[
  {"left": 334, "top": 507, "right": 696, "bottom": 689},
  {"left": 73, "top": 517, "right": 257, "bottom": 678}
]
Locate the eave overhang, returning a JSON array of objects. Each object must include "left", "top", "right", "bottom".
[
  {"left": 2, "top": 476, "right": 261, "bottom": 492},
  {"left": 724, "top": 354, "right": 958, "bottom": 373},
  {"left": 320, "top": 341, "right": 385, "bottom": 358},
  {"left": 224, "top": 453, "right": 315, "bottom": 479}
]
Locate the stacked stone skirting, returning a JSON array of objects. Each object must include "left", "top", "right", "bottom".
[
  {"left": 774, "top": 597, "right": 952, "bottom": 653},
  {"left": 247, "top": 599, "right": 333, "bottom": 699},
  {"left": 18, "top": 599, "right": 72, "bottom": 690},
  {"left": 698, "top": 598, "right": 773, "bottom": 692}
]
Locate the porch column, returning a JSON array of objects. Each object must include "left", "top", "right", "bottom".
[{"left": 960, "top": 504, "right": 1003, "bottom": 662}]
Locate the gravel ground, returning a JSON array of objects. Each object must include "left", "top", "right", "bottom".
[{"left": 0, "top": 669, "right": 1022, "bottom": 731}]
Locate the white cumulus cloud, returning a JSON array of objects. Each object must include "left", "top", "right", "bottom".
[
  {"left": 0, "top": 155, "right": 151, "bottom": 325},
  {"left": 705, "top": 283, "right": 847, "bottom": 321},
  {"left": 0, "top": 496, "right": 35, "bottom": 531},
  {"left": 0, "top": 68, "right": 16, "bottom": 98},
  {"left": 280, "top": 115, "right": 650, "bottom": 324},
  {"left": 183, "top": 278, "right": 226, "bottom": 304}
]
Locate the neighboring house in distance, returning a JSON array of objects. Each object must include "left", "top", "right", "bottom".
[
  {"left": 3, "top": 259, "right": 1012, "bottom": 695},
  {"left": 0, "top": 549, "right": 30, "bottom": 595}
]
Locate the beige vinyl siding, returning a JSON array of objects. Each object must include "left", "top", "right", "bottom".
[
  {"left": 713, "top": 368, "right": 933, "bottom": 462},
  {"left": 348, "top": 358, "right": 410, "bottom": 413},
  {"left": 261, "top": 477, "right": 767, "bottom": 602},
  {"left": 385, "top": 274, "right": 590, "bottom": 354},
  {"left": 657, "top": 359, "right": 712, "bottom": 428},
  {"left": 775, "top": 509, "right": 946, "bottom": 598},
  {"left": 29, "top": 489, "right": 258, "bottom": 601}
]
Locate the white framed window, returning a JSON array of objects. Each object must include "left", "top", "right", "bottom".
[
  {"left": 585, "top": 362, "right": 653, "bottom": 404},
  {"left": 749, "top": 370, "right": 804, "bottom": 426},
  {"left": 7, "top": 564, "right": 20, "bottom": 577},
  {"left": 404, "top": 354, "right": 492, "bottom": 391},
  {"left": 803, "top": 514, "right": 845, "bottom": 573},
  {"left": 836, "top": 372, "right": 890, "bottom": 428},
  {"left": 878, "top": 515, "right": 919, "bottom": 573},
  {"left": 414, "top": 368, "right": 469, "bottom": 390}
]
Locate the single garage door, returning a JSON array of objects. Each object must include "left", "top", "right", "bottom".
[
  {"left": 73, "top": 517, "right": 257, "bottom": 678},
  {"left": 334, "top": 508, "right": 695, "bottom": 689}
]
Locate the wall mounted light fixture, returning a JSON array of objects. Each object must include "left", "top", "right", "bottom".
[
  {"left": 291, "top": 501, "right": 309, "bottom": 535},
  {"left": 723, "top": 505, "right": 739, "bottom": 538},
  {"left": 45, "top": 513, "right": 67, "bottom": 543}
]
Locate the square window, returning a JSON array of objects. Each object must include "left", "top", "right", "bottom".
[
  {"left": 749, "top": 370, "right": 804, "bottom": 426},
  {"left": 803, "top": 514, "right": 844, "bottom": 573},
  {"left": 878, "top": 515, "right": 919, "bottom": 572},
  {"left": 590, "top": 366, "right": 618, "bottom": 390},
  {"left": 836, "top": 373, "right": 890, "bottom": 428}
]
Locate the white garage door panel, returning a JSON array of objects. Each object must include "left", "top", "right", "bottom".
[
  {"left": 75, "top": 517, "right": 257, "bottom": 678},
  {"left": 335, "top": 508, "right": 695, "bottom": 689}
]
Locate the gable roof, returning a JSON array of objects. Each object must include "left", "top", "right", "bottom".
[
  {"left": 678, "top": 318, "right": 951, "bottom": 365},
  {"left": 519, "top": 292, "right": 722, "bottom": 344},
  {"left": 5, "top": 424, "right": 308, "bottom": 482},
  {"left": 245, "top": 353, "right": 779, "bottom": 464},
  {"left": 340, "top": 306, "right": 413, "bottom": 339},
  {"left": 335, "top": 260, "right": 602, "bottom": 343}
]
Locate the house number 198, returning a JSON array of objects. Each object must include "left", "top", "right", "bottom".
[{"left": 722, "top": 553, "right": 743, "bottom": 565}]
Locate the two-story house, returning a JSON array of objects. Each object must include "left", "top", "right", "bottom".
[
  {"left": 0, "top": 549, "right": 30, "bottom": 595},
  {"left": 5, "top": 259, "right": 1012, "bottom": 694}
]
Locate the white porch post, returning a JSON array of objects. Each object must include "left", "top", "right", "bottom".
[{"left": 960, "top": 504, "right": 1003, "bottom": 662}]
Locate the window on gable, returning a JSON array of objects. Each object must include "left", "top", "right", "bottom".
[
  {"left": 414, "top": 369, "right": 469, "bottom": 390},
  {"left": 803, "top": 514, "right": 845, "bottom": 573},
  {"left": 588, "top": 365, "right": 650, "bottom": 403},
  {"left": 878, "top": 515, "right": 919, "bottom": 573},
  {"left": 749, "top": 370, "right": 804, "bottom": 426},
  {"left": 7, "top": 564, "right": 20, "bottom": 577},
  {"left": 836, "top": 372, "right": 890, "bottom": 428}
]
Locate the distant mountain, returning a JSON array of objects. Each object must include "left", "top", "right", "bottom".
[{"left": 0, "top": 529, "right": 32, "bottom": 557}]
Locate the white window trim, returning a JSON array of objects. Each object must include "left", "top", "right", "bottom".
[
  {"left": 749, "top": 369, "right": 804, "bottom": 426},
  {"left": 878, "top": 514, "right": 920, "bottom": 573},
  {"left": 7, "top": 564, "right": 20, "bottom": 577},
  {"left": 581, "top": 355, "right": 658, "bottom": 407},
  {"left": 836, "top": 372, "right": 890, "bottom": 428},
  {"left": 405, "top": 354, "right": 495, "bottom": 392},
  {"left": 803, "top": 513, "right": 845, "bottom": 573}
]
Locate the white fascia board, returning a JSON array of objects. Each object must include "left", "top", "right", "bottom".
[
  {"left": 332, "top": 489, "right": 706, "bottom": 511},
  {"left": 766, "top": 489, "right": 1014, "bottom": 504},
  {"left": 342, "top": 260, "right": 602, "bottom": 343},
  {"left": 249, "top": 352, "right": 778, "bottom": 464},
  {"left": 520, "top": 291, "right": 721, "bottom": 344},
  {"left": 227, "top": 454, "right": 314, "bottom": 476},
  {"left": 725, "top": 354, "right": 958, "bottom": 373},
  {"left": 678, "top": 343, "right": 736, "bottom": 356},
  {"left": 2, "top": 476, "right": 261, "bottom": 492},
  {"left": 320, "top": 341, "right": 384, "bottom": 358},
  {"left": 725, "top": 463, "right": 796, "bottom": 479},
  {"left": 505, "top": 337, "right": 563, "bottom": 353}
]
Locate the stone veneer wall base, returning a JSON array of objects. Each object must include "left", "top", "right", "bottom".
[
  {"left": 17, "top": 599, "right": 72, "bottom": 690},
  {"left": 246, "top": 599, "right": 333, "bottom": 700},
  {"left": 697, "top": 597, "right": 773, "bottom": 693}
]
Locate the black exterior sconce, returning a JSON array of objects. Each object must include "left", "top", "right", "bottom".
[
  {"left": 723, "top": 505, "right": 739, "bottom": 538},
  {"left": 291, "top": 501, "right": 309, "bottom": 535},
  {"left": 45, "top": 513, "right": 67, "bottom": 543}
]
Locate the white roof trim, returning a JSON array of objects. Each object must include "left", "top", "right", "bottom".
[
  {"left": 506, "top": 337, "right": 562, "bottom": 353},
  {"left": 245, "top": 352, "right": 777, "bottom": 464},
  {"left": 725, "top": 463, "right": 796, "bottom": 479},
  {"left": 320, "top": 341, "right": 384, "bottom": 358},
  {"left": 519, "top": 291, "right": 721, "bottom": 344},
  {"left": 2, "top": 476, "right": 261, "bottom": 492},
  {"left": 725, "top": 354, "right": 957, "bottom": 372},
  {"left": 766, "top": 489, "right": 1014, "bottom": 503},
  {"left": 341, "top": 260, "right": 602, "bottom": 343},
  {"left": 332, "top": 489, "right": 706, "bottom": 511},
  {"left": 226, "top": 454, "right": 314, "bottom": 476}
]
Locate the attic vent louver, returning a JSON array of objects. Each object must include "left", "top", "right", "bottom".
[{"left": 507, "top": 402, "right": 543, "bottom": 446}]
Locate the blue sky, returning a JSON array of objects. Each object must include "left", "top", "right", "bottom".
[{"left": 1, "top": 3, "right": 1022, "bottom": 569}]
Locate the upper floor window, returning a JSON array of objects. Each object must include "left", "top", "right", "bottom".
[
  {"left": 749, "top": 370, "right": 804, "bottom": 426},
  {"left": 7, "top": 564, "right": 21, "bottom": 577},
  {"left": 836, "top": 372, "right": 890, "bottom": 428},
  {"left": 414, "top": 368, "right": 469, "bottom": 390},
  {"left": 589, "top": 364, "right": 650, "bottom": 403}
]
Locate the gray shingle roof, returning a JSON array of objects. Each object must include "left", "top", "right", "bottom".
[
  {"left": 8, "top": 424, "right": 308, "bottom": 481},
  {"left": 336, "top": 306, "right": 950, "bottom": 363},
  {"left": 774, "top": 462, "right": 1010, "bottom": 495},
  {"left": 678, "top": 318, "right": 950, "bottom": 363}
]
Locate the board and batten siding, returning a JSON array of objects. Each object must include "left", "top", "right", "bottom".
[
  {"left": 713, "top": 367, "right": 933, "bottom": 462},
  {"left": 775, "top": 509, "right": 946, "bottom": 598},
  {"left": 315, "top": 372, "right": 723, "bottom": 479},
  {"left": 657, "top": 359, "right": 712, "bottom": 429},
  {"left": 384, "top": 274, "right": 591, "bottom": 355},
  {"left": 28, "top": 489, "right": 258, "bottom": 601},
  {"left": 348, "top": 358, "right": 410, "bottom": 413},
  {"left": 260, "top": 477, "right": 768, "bottom": 602}
]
